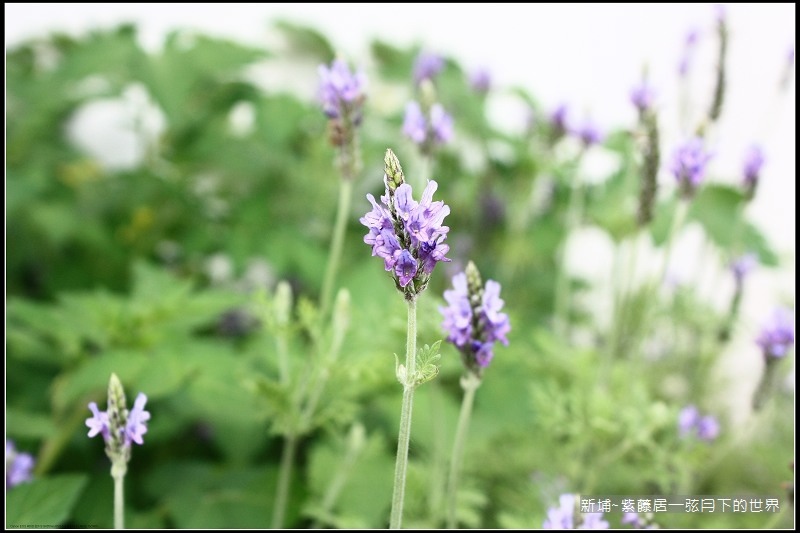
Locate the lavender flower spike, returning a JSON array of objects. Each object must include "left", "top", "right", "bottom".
[
  {"left": 730, "top": 253, "right": 757, "bottom": 284},
  {"left": 678, "top": 405, "right": 720, "bottom": 442},
  {"left": 402, "top": 100, "right": 454, "bottom": 152},
  {"left": 756, "top": 307, "right": 795, "bottom": 358},
  {"left": 742, "top": 145, "right": 765, "bottom": 199},
  {"left": 670, "top": 138, "right": 713, "bottom": 199},
  {"left": 413, "top": 51, "right": 444, "bottom": 84},
  {"left": 360, "top": 149, "right": 451, "bottom": 298},
  {"left": 6, "top": 439, "right": 35, "bottom": 488},
  {"left": 543, "top": 493, "right": 576, "bottom": 529},
  {"left": 318, "top": 59, "right": 367, "bottom": 120},
  {"left": 87, "top": 374, "right": 151, "bottom": 457},
  {"left": 630, "top": 81, "right": 656, "bottom": 114},
  {"left": 469, "top": 67, "right": 492, "bottom": 93},
  {"left": 573, "top": 119, "right": 604, "bottom": 147},
  {"left": 440, "top": 262, "right": 510, "bottom": 374}
]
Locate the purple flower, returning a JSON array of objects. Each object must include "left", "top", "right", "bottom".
[
  {"left": 678, "top": 405, "right": 700, "bottom": 437},
  {"left": 670, "top": 138, "right": 713, "bottom": 198},
  {"left": 756, "top": 307, "right": 795, "bottom": 358},
  {"left": 543, "top": 493, "right": 576, "bottom": 529},
  {"left": 742, "top": 145, "right": 765, "bottom": 187},
  {"left": 679, "top": 28, "right": 700, "bottom": 77},
  {"left": 402, "top": 101, "right": 454, "bottom": 149},
  {"left": 579, "top": 513, "right": 610, "bottom": 529},
  {"left": 87, "top": 392, "right": 151, "bottom": 448},
  {"left": 630, "top": 82, "right": 656, "bottom": 113},
  {"left": 573, "top": 119, "right": 603, "bottom": 147},
  {"left": 469, "top": 67, "right": 492, "bottom": 93},
  {"left": 125, "top": 393, "right": 151, "bottom": 446},
  {"left": 730, "top": 253, "right": 757, "bottom": 284},
  {"left": 440, "top": 263, "right": 510, "bottom": 373},
  {"left": 6, "top": 440, "right": 35, "bottom": 488},
  {"left": 621, "top": 512, "right": 642, "bottom": 528},
  {"left": 86, "top": 401, "right": 110, "bottom": 440},
  {"left": 678, "top": 405, "right": 720, "bottom": 442},
  {"left": 550, "top": 103, "right": 570, "bottom": 138},
  {"left": 429, "top": 104, "right": 454, "bottom": 144},
  {"left": 413, "top": 51, "right": 444, "bottom": 84},
  {"left": 402, "top": 101, "right": 427, "bottom": 144},
  {"left": 697, "top": 415, "right": 720, "bottom": 441},
  {"left": 360, "top": 150, "right": 451, "bottom": 296},
  {"left": 318, "top": 59, "right": 367, "bottom": 120}
]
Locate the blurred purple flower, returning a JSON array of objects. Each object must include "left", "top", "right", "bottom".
[
  {"left": 413, "top": 51, "right": 444, "bottom": 84},
  {"left": 402, "top": 101, "right": 453, "bottom": 148},
  {"left": 678, "top": 405, "right": 720, "bottom": 442},
  {"left": 318, "top": 59, "right": 367, "bottom": 119},
  {"left": 742, "top": 145, "right": 765, "bottom": 187},
  {"left": 756, "top": 307, "right": 795, "bottom": 358},
  {"left": 550, "top": 103, "right": 570, "bottom": 137},
  {"left": 670, "top": 138, "right": 713, "bottom": 197},
  {"left": 621, "top": 512, "right": 642, "bottom": 528},
  {"left": 573, "top": 119, "right": 604, "bottom": 147},
  {"left": 469, "top": 67, "right": 492, "bottom": 93},
  {"left": 697, "top": 415, "right": 720, "bottom": 441},
  {"left": 630, "top": 81, "right": 656, "bottom": 113},
  {"left": 86, "top": 392, "right": 151, "bottom": 448},
  {"left": 679, "top": 28, "right": 700, "bottom": 77},
  {"left": 543, "top": 493, "right": 576, "bottom": 529},
  {"left": 730, "top": 253, "right": 757, "bottom": 284},
  {"left": 440, "top": 265, "right": 510, "bottom": 372},
  {"left": 6, "top": 440, "right": 35, "bottom": 488},
  {"left": 579, "top": 513, "right": 610, "bottom": 529}
]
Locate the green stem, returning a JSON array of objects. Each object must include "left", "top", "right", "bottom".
[
  {"left": 446, "top": 372, "right": 481, "bottom": 529},
  {"left": 111, "top": 459, "right": 126, "bottom": 529},
  {"left": 658, "top": 198, "right": 690, "bottom": 286},
  {"left": 311, "top": 428, "right": 364, "bottom": 528},
  {"left": 271, "top": 432, "right": 298, "bottom": 529},
  {"left": 114, "top": 472, "right": 124, "bottom": 529},
  {"left": 320, "top": 179, "right": 354, "bottom": 319},
  {"left": 390, "top": 297, "right": 418, "bottom": 529},
  {"left": 553, "top": 151, "right": 586, "bottom": 338}
]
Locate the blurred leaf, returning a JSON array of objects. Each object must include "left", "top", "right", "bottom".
[
  {"left": 6, "top": 408, "right": 56, "bottom": 440},
  {"left": 274, "top": 20, "right": 335, "bottom": 61},
  {"left": 6, "top": 474, "right": 88, "bottom": 527}
]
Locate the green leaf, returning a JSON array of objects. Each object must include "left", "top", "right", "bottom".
[
  {"left": 274, "top": 20, "right": 335, "bottom": 61},
  {"left": 6, "top": 407, "right": 56, "bottom": 440},
  {"left": 6, "top": 474, "right": 88, "bottom": 527}
]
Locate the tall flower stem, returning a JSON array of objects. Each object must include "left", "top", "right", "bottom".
[
  {"left": 111, "top": 460, "right": 126, "bottom": 529},
  {"left": 446, "top": 372, "right": 481, "bottom": 529},
  {"left": 272, "top": 433, "right": 298, "bottom": 529},
  {"left": 320, "top": 178, "right": 354, "bottom": 319},
  {"left": 553, "top": 152, "right": 586, "bottom": 338},
  {"left": 390, "top": 297, "right": 418, "bottom": 529}
]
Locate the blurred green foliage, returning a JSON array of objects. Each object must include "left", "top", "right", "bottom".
[{"left": 6, "top": 20, "right": 793, "bottom": 529}]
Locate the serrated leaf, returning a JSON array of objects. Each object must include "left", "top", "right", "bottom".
[{"left": 6, "top": 474, "right": 88, "bottom": 527}]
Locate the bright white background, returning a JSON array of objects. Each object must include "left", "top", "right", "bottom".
[{"left": 6, "top": 3, "right": 796, "bottom": 418}]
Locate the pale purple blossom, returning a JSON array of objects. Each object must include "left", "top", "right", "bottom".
[
  {"left": 679, "top": 28, "right": 700, "bottom": 77},
  {"left": 756, "top": 307, "right": 795, "bottom": 358},
  {"left": 678, "top": 405, "right": 719, "bottom": 442},
  {"left": 402, "top": 101, "right": 453, "bottom": 148},
  {"left": 86, "top": 393, "right": 151, "bottom": 448},
  {"left": 742, "top": 145, "right": 765, "bottom": 187},
  {"left": 730, "top": 253, "right": 757, "bottom": 284},
  {"left": 550, "top": 103, "right": 570, "bottom": 138},
  {"left": 573, "top": 119, "right": 603, "bottom": 147},
  {"left": 630, "top": 81, "right": 656, "bottom": 113},
  {"left": 670, "top": 138, "right": 713, "bottom": 197},
  {"left": 440, "top": 266, "right": 510, "bottom": 372},
  {"left": 579, "top": 513, "right": 610, "bottom": 529},
  {"left": 318, "top": 59, "right": 367, "bottom": 119},
  {"left": 621, "top": 512, "right": 642, "bottom": 528},
  {"left": 6, "top": 440, "right": 35, "bottom": 488},
  {"left": 469, "top": 67, "right": 492, "bottom": 93},
  {"left": 543, "top": 493, "right": 576, "bottom": 529},
  {"left": 360, "top": 171, "right": 451, "bottom": 293},
  {"left": 413, "top": 51, "right": 444, "bottom": 84}
]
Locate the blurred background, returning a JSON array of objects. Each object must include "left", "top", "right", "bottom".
[
  {"left": 7, "top": 1, "right": 796, "bottom": 414},
  {"left": 5, "top": 3, "right": 795, "bottom": 529}
]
